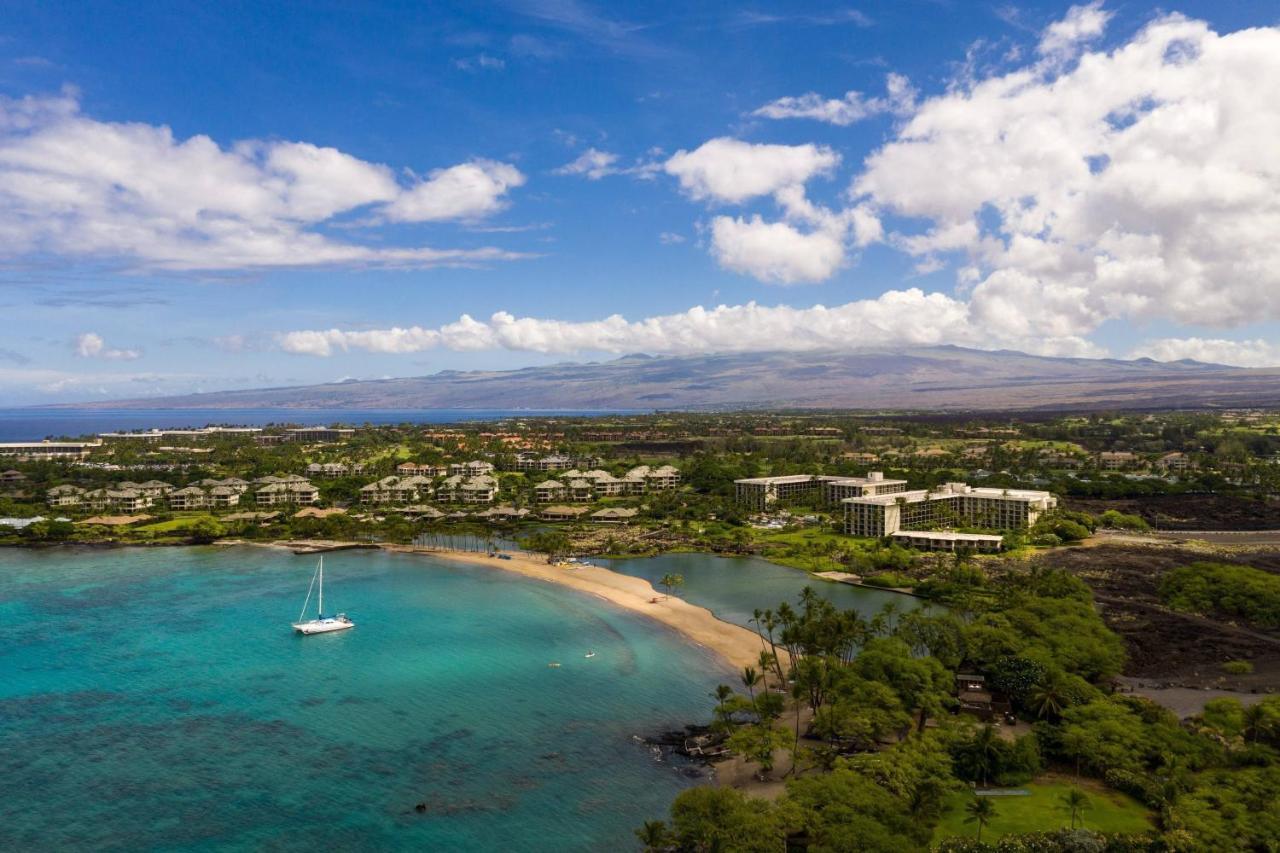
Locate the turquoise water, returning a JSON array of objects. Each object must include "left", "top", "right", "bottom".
[
  {"left": 606, "top": 553, "right": 930, "bottom": 630},
  {"left": 0, "top": 547, "right": 728, "bottom": 851}
]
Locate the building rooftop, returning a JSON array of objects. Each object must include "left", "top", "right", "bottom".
[{"left": 845, "top": 483, "right": 1054, "bottom": 506}]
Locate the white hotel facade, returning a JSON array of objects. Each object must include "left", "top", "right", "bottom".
[{"left": 842, "top": 482, "right": 1057, "bottom": 538}]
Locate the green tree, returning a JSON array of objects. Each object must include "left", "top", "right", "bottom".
[
  {"left": 22, "top": 518, "right": 75, "bottom": 542},
  {"left": 740, "top": 666, "right": 761, "bottom": 715},
  {"left": 659, "top": 572, "right": 685, "bottom": 600},
  {"left": 520, "top": 530, "right": 570, "bottom": 560},
  {"left": 188, "top": 517, "right": 225, "bottom": 544},
  {"left": 666, "top": 786, "right": 789, "bottom": 853},
  {"left": 727, "top": 723, "right": 791, "bottom": 780},
  {"left": 634, "top": 820, "right": 670, "bottom": 852},
  {"left": 1060, "top": 787, "right": 1089, "bottom": 829},
  {"left": 964, "top": 797, "right": 997, "bottom": 843}
]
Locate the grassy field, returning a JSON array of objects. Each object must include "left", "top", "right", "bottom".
[
  {"left": 931, "top": 778, "right": 1152, "bottom": 846},
  {"left": 134, "top": 515, "right": 219, "bottom": 533}
]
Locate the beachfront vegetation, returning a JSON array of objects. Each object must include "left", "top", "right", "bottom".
[{"left": 639, "top": 560, "right": 1280, "bottom": 851}]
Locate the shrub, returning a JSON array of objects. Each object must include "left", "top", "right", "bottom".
[
  {"left": 1221, "top": 660, "right": 1254, "bottom": 675},
  {"left": 1159, "top": 563, "right": 1280, "bottom": 629},
  {"left": 863, "top": 571, "right": 916, "bottom": 588},
  {"left": 1098, "top": 510, "right": 1151, "bottom": 532}
]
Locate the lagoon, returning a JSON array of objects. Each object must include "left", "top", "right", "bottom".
[
  {"left": 606, "top": 552, "right": 930, "bottom": 631},
  {"left": 0, "top": 546, "right": 725, "bottom": 851}
]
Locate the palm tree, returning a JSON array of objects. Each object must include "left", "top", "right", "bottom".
[
  {"left": 965, "top": 797, "right": 997, "bottom": 843},
  {"left": 1061, "top": 787, "right": 1090, "bottom": 829},
  {"left": 635, "top": 819, "right": 670, "bottom": 851},
  {"left": 1029, "top": 679, "right": 1067, "bottom": 720},
  {"left": 757, "top": 650, "right": 776, "bottom": 690},
  {"left": 658, "top": 572, "right": 684, "bottom": 600},
  {"left": 787, "top": 678, "right": 806, "bottom": 777},
  {"left": 880, "top": 600, "right": 902, "bottom": 633},
  {"left": 741, "top": 666, "right": 761, "bottom": 713},
  {"left": 1244, "top": 702, "right": 1267, "bottom": 744},
  {"left": 972, "top": 725, "right": 1001, "bottom": 788}
]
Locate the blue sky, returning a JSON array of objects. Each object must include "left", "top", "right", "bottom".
[{"left": 1, "top": 0, "right": 1279, "bottom": 404}]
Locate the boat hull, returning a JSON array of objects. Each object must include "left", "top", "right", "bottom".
[{"left": 292, "top": 618, "right": 354, "bottom": 635}]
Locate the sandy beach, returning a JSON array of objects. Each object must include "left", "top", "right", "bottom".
[{"left": 383, "top": 545, "right": 770, "bottom": 671}]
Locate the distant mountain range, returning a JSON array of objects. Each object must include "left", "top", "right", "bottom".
[{"left": 66, "top": 347, "right": 1280, "bottom": 412}]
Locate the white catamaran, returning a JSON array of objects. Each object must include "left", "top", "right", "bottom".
[{"left": 292, "top": 556, "right": 354, "bottom": 635}]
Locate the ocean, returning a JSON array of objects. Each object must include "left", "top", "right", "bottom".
[
  {"left": 0, "top": 408, "right": 633, "bottom": 442},
  {"left": 0, "top": 546, "right": 727, "bottom": 851}
]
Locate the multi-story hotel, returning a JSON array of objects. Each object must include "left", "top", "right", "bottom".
[
  {"left": 843, "top": 482, "right": 1057, "bottom": 537},
  {"left": 734, "top": 472, "right": 909, "bottom": 512}
]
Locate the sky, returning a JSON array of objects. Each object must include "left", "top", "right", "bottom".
[{"left": 1, "top": 0, "right": 1279, "bottom": 405}]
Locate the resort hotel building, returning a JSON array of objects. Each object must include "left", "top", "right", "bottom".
[
  {"left": 843, "top": 482, "right": 1057, "bottom": 548},
  {"left": 736, "top": 472, "right": 1057, "bottom": 552},
  {"left": 733, "top": 472, "right": 910, "bottom": 511}
]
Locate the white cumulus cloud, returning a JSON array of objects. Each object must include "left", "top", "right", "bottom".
[
  {"left": 752, "top": 73, "right": 916, "bottom": 126},
  {"left": 850, "top": 10, "right": 1280, "bottom": 342},
  {"left": 73, "top": 332, "right": 141, "bottom": 361},
  {"left": 383, "top": 160, "right": 525, "bottom": 222},
  {"left": 0, "top": 90, "right": 528, "bottom": 271},
  {"left": 663, "top": 138, "right": 840, "bottom": 204},
  {"left": 553, "top": 148, "right": 621, "bottom": 179},
  {"left": 1039, "top": 1, "right": 1114, "bottom": 59},
  {"left": 710, "top": 215, "right": 846, "bottom": 284}
]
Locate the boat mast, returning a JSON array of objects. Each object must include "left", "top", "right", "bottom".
[{"left": 317, "top": 556, "right": 324, "bottom": 617}]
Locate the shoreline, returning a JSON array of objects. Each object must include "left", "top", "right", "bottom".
[
  {"left": 381, "top": 545, "right": 770, "bottom": 671},
  {"left": 0, "top": 537, "right": 775, "bottom": 671}
]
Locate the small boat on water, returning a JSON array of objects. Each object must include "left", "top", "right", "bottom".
[
  {"left": 291, "top": 556, "right": 354, "bottom": 635},
  {"left": 584, "top": 651, "right": 597, "bottom": 659}
]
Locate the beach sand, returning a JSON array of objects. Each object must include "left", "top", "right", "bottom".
[{"left": 384, "top": 545, "right": 769, "bottom": 671}]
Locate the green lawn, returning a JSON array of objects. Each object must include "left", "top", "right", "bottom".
[
  {"left": 134, "top": 514, "right": 218, "bottom": 533},
  {"left": 931, "top": 779, "right": 1152, "bottom": 846}
]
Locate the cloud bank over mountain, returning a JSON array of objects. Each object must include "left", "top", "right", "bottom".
[{"left": 285, "top": 6, "right": 1280, "bottom": 367}]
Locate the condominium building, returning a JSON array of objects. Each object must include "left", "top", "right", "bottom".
[
  {"left": 47, "top": 485, "right": 86, "bottom": 507},
  {"left": 437, "top": 474, "right": 498, "bottom": 503},
  {"left": 306, "top": 462, "right": 367, "bottom": 477},
  {"left": 734, "top": 472, "right": 908, "bottom": 512},
  {"left": 843, "top": 482, "right": 1057, "bottom": 537},
  {"left": 168, "top": 486, "right": 208, "bottom": 511},
  {"left": 256, "top": 481, "right": 320, "bottom": 507},
  {"left": 209, "top": 486, "right": 242, "bottom": 508},
  {"left": 396, "top": 462, "right": 446, "bottom": 477},
  {"left": 449, "top": 460, "right": 496, "bottom": 477},
  {"left": 359, "top": 475, "right": 435, "bottom": 505},
  {"left": 512, "top": 453, "right": 574, "bottom": 472},
  {"left": 534, "top": 479, "right": 567, "bottom": 502}
]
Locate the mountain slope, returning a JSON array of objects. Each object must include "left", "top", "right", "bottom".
[{"left": 68, "top": 347, "right": 1280, "bottom": 411}]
